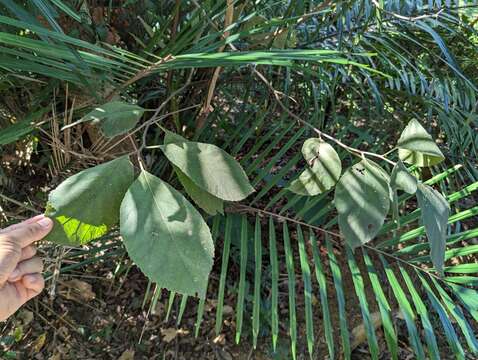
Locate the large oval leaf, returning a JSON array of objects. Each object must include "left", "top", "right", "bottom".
[
  {"left": 163, "top": 129, "right": 224, "bottom": 215},
  {"left": 335, "top": 159, "right": 391, "bottom": 249},
  {"left": 162, "top": 127, "right": 188, "bottom": 144},
  {"left": 288, "top": 139, "right": 341, "bottom": 196},
  {"left": 416, "top": 183, "right": 450, "bottom": 276},
  {"left": 160, "top": 141, "right": 254, "bottom": 201},
  {"left": 98, "top": 101, "right": 144, "bottom": 137},
  {"left": 120, "top": 171, "right": 214, "bottom": 298},
  {"left": 175, "top": 166, "right": 224, "bottom": 215},
  {"left": 397, "top": 119, "right": 445, "bottom": 167},
  {"left": 301, "top": 137, "right": 328, "bottom": 162},
  {"left": 66, "top": 101, "right": 145, "bottom": 138},
  {"left": 390, "top": 160, "right": 417, "bottom": 194},
  {"left": 45, "top": 156, "right": 135, "bottom": 245}
]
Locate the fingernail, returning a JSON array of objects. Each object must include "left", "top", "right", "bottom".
[
  {"left": 8, "top": 269, "right": 20, "bottom": 281},
  {"left": 37, "top": 217, "right": 53, "bottom": 228}
]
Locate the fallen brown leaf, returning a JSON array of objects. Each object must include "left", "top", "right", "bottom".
[
  {"left": 222, "top": 305, "right": 233, "bottom": 315},
  {"left": 213, "top": 334, "right": 226, "bottom": 345},
  {"left": 161, "top": 328, "right": 190, "bottom": 343},
  {"left": 32, "top": 332, "right": 47, "bottom": 353},
  {"left": 117, "top": 349, "right": 135, "bottom": 360},
  {"left": 58, "top": 279, "right": 96, "bottom": 302},
  {"left": 350, "top": 311, "right": 382, "bottom": 349}
]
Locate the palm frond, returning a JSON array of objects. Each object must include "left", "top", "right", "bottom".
[
  {"left": 2, "top": 1, "right": 478, "bottom": 358},
  {"left": 165, "top": 115, "right": 478, "bottom": 357}
]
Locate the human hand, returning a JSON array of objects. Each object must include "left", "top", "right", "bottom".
[{"left": 0, "top": 215, "right": 53, "bottom": 321}]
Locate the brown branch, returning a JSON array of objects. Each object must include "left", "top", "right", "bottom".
[{"left": 195, "top": 0, "right": 235, "bottom": 131}]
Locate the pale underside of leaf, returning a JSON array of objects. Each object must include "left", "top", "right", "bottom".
[
  {"left": 416, "top": 183, "right": 450, "bottom": 276},
  {"left": 288, "top": 139, "right": 341, "bottom": 196},
  {"left": 397, "top": 119, "right": 444, "bottom": 167},
  {"left": 120, "top": 171, "right": 214, "bottom": 298},
  {"left": 302, "top": 138, "right": 325, "bottom": 162},
  {"left": 335, "top": 159, "right": 391, "bottom": 249},
  {"left": 45, "top": 156, "right": 134, "bottom": 245}
]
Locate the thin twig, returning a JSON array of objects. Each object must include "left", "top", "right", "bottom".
[
  {"left": 138, "top": 70, "right": 196, "bottom": 154},
  {"left": 231, "top": 203, "right": 342, "bottom": 243},
  {"left": 0, "top": 193, "right": 39, "bottom": 213},
  {"left": 232, "top": 204, "right": 449, "bottom": 286},
  {"left": 190, "top": 1, "right": 396, "bottom": 166},
  {"left": 253, "top": 69, "right": 397, "bottom": 166},
  {"left": 107, "top": 104, "right": 201, "bottom": 157},
  {"left": 195, "top": 0, "right": 235, "bottom": 131}
]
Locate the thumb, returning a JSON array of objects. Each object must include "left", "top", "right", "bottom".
[
  {"left": 0, "top": 216, "right": 53, "bottom": 286},
  {"left": 1, "top": 216, "right": 53, "bottom": 248}
]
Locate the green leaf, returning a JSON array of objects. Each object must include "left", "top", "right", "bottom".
[
  {"left": 174, "top": 166, "right": 224, "bottom": 215},
  {"left": 431, "top": 278, "right": 478, "bottom": 353},
  {"left": 194, "top": 216, "right": 220, "bottom": 337},
  {"left": 0, "top": 108, "right": 49, "bottom": 145},
  {"left": 162, "top": 129, "right": 224, "bottom": 215},
  {"left": 297, "top": 226, "right": 314, "bottom": 357},
  {"left": 177, "top": 295, "right": 189, "bottom": 325},
  {"left": 119, "top": 170, "right": 214, "bottom": 298},
  {"left": 310, "top": 233, "right": 334, "bottom": 359},
  {"left": 283, "top": 222, "right": 297, "bottom": 360},
  {"left": 235, "top": 215, "right": 248, "bottom": 344},
  {"left": 380, "top": 255, "right": 426, "bottom": 358},
  {"left": 160, "top": 141, "right": 254, "bottom": 201},
  {"left": 346, "top": 247, "right": 379, "bottom": 359},
  {"left": 390, "top": 160, "right": 417, "bottom": 194},
  {"left": 335, "top": 159, "right": 391, "bottom": 249},
  {"left": 215, "top": 215, "right": 232, "bottom": 335},
  {"left": 288, "top": 139, "right": 341, "bottom": 196},
  {"left": 363, "top": 249, "right": 398, "bottom": 359},
  {"left": 400, "top": 267, "right": 440, "bottom": 360},
  {"left": 268, "top": 217, "right": 279, "bottom": 351},
  {"left": 162, "top": 127, "right": 188, "bottom": 144},
  {"left": 417, "top": 273, "right": 465, "bottom": 359},
  {"left": 301, "top": 137, "right": 328, "bottom": 162},
  {"left": 326, "top": 237, "right": 351, "bottom": 358},
  {"left": 252, "top": 216, "right": 262, "bottom": 349},
  {"left": 45, "top": 156, "right": 134, "bottom": 245},
  {"left": 0, "top": 119, "right": 35, "bottom": 146},
  {"left": 70, "top": 101, "right": 145, "bottom": 138},
  {"left": 416, "top": 183, "right": 450, "bottom": 276},
  {"left": 447, "top": 282, "right": 478, "bottom": 322},
  {"left": 397, "top": 119, "right": 445, "bottom": 167}
]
